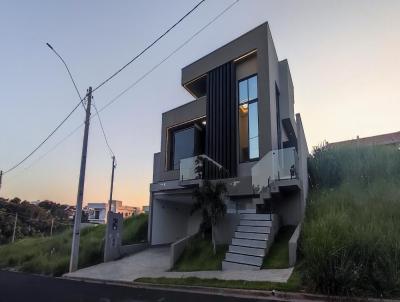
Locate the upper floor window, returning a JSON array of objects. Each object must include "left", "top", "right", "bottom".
[
  {"left": 238, "top": 75, "right": 259, "bottom": 162},
  {"left": 168, "top": 120, "right": 205, "bottom": 170},
  {"left": 170, "top": 127, "right": 195, "bottom": 170}
]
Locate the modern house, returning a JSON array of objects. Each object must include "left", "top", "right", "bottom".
[
  {"left": 149, "top": 23, "right": 308, "bottom": 270},
  {"left": 88, "top": 200, "right": 136, "bottom": 224}
]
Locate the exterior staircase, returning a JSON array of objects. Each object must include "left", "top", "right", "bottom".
[{"left": 222, "top": 210, "right": 279, "bottom": 270}]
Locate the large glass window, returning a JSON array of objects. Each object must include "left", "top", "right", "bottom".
[
  {"left": 170, "top": 126, "right": 195, "bottom": 170},
  {"left": 238, "top": 75, "right": 259, "bottom": 162}
]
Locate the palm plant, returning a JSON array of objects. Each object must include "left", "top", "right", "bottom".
[{"left": 190, "top": 180, "right": 227, "bottom": 254}]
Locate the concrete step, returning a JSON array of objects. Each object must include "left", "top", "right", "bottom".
[
  {"left": 229, "top": 245, "right": 265, "bottom": 257},
  {"left": 222, "top": 260, "right": 259, "bottom": 271},
  {"left": 235, "top": 231, "right": 269, "bottom": 241},
  {"left": 232, "top": 238, "right": 267, "bottom": 249},
  {"left": 240, "top": 214, "right": 271, "bottom": 221},
  {"left": 236, "top": 225, "right": 270, "bottom": 234},
  {"left": 225, "top": 252, "right": 263, "bottom": 267},
  {"left": 240, "top": 220, "right": 272, "bottom": 227},
  {"left": 237, "top": 209, "right": 256, "bottom": 214}
]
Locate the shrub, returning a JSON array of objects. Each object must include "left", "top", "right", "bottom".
[{"left": 302, "top": 145, "right": 400, "bottom": 298}]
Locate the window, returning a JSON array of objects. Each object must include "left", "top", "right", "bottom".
[
  {"left": 170, "top": 127, "right": 195, "bottom": 170},
  {"left": 238, "top": 75, "right": 259, "bottom": 162},
  {"left": 94, "top": 210, "right": 100, "bottom": 220}
]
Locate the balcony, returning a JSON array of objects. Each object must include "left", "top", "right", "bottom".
[
  {"left": 251, "top": 147, "right": 299, "bottom": 193},
  {"left": 179, "top": 154, "right": 229, "bottom": 182}
]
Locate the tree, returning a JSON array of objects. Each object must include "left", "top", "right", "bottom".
[{"left": 190, "top": 180, "right": 227, "bottom": 254}]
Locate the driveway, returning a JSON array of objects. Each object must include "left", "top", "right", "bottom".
[
  {"left": 65, "top": 246, "right": 293, "bottom": 283},
  {"left": 65, "top": 247, "right": 171, "bottom": 282}
]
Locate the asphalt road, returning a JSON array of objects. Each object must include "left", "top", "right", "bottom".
[{"left": 0, "top": 270, "right": 278, "bottom": 302}]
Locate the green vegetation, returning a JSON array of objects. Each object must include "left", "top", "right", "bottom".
[
  {"left": 302, "top": 145, "right": 400, "bottom": 298},
  {"left": 137, "top": 269, "right": 302, "bottom": 292},
  {"left": 122, "top": 213, "right": 148, "bottom": 245},
  {"left": 262, "top": 226, "right": 296, "bottom": 269},
  {"left": 173, "top": 236, "right": 227, "bottom": 271},
  {"left": 0, "top": 198, "right": 72, "bottom": 244},
  {"left": 0, "top": 214, "right": 148, "bottom": 276},
  {"left": 191, "top": 180, "right": 227, "bottom": 254}
]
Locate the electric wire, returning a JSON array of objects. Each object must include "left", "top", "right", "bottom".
[
  {"left": 8, "top": 0, "right": 239, "bottom": 173},
  {"left": 3, "top": 101, "right": 83, "bottom": 174},
  {"left": 96, "top": 0, "right": 240, "bottom": 114},
  {"left": 91, "top": 0, "right": 206, "bottom": 94},
  {"left": 92, "top": 101, "right": 115, "bottom": 158},
  {"left": 2, "top": 1, "right": 207, "bottom": 175}
]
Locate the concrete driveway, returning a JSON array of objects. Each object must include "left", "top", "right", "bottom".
[
  {"left": 65, "top": 246, "right": 293, "bottom": 283},
  {"left": 65, "top": 247, "right": 171, "bottom": 282}
]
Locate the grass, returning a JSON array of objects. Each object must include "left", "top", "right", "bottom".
[
  {"left": 262, "top": 226, "right": 296, "bottom": 269},
  {"left": 173, "top": 236, "right": 227, "bottom": 271},
  {"left": 0, "top": 214, "right": 148, "bottom": 276},
  {"left": 301, "top": 145, "right": 400, "bottom": 298},
  {"left": 122, "top": 213, "right": 148, "bottom": 245},
  {"left": 136, "top": 268, "right": 302, "bottom": 292}
]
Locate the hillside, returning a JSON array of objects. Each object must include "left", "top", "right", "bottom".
[
  {"left": 301, "top": 144, "right": 400, "bottom": 298},
  {"left": 0, "top": 214, "right": 148, "bottom": 276}
]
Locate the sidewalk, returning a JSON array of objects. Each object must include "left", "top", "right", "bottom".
[{"left": 64, "top": 246, "right": 293, "bottom": 283}]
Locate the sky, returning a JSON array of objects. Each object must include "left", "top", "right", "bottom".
[{"left": 1, "top": 0, "right": 399, "bottom": 207}]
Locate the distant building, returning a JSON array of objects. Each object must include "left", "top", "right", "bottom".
[
  {"left": 327, "top": 131, "right": 400, "bottom": 149},
  {"left": 87, "top": 202, "right": 108, "bottom": 224},
  {"left": 87, "top": 200, "right": 138, "bottom": 224},
  {"left": 142, "top": 205, "right": 149, "bottom": 214},
  {"left": 117, "top": 205, "right": 138, "bottom": 218}
]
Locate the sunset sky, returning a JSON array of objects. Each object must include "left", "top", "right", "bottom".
[{"left": 1, "top": 0, "right": 399, "bottom": 207}]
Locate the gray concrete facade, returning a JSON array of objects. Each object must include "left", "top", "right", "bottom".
[{"left": 148, "top": 22, "right": 309, "bottom": 268}]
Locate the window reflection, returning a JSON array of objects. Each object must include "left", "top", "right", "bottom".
[{"left": 238, "top": 75, "right": 259, "bottom": 161}]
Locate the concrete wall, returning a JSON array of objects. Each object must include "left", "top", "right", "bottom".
[
  {"left": 214, "top": 213, "right": 240, "bottom": 244},
  {"left": 296, "top": 113, "right": 309, "bottom": 218},
  {"left": 267, "top": 26, "right": 280, "bottom": 151},
  {"left": 151, "top": 199, "right": 190, "bottom": 245},
  {"left": 169, "top": 234, "right": 195, "bottom": 269},
  {"left": 288, "top": 223, "right": 301, "bottom": 267},
  {"left": 274, "top": 191, "right": 302, "bottom": 226},
  {"left": 187, "top": 211, "right": 201, "bottom": 236}
]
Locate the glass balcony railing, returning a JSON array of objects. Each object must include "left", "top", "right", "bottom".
[
  {"left": 251, "top": 147, "right": 298, "bottom": 192},
  {"left": 179, "top": 156, "right": 203, "bottom": 181},
  {"left": 179, "top": 155, "right": 229, "bottom": 181}
]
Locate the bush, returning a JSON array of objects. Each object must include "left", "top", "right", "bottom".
[{"left": 302, "top": 145, "right": 400, "bottom": 298}]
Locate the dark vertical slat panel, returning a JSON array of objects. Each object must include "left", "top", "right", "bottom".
[{"left": 205, "top": 62, "right": 237, "bottom": 179}]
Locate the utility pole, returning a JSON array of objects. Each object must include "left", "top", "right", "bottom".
[
  {"left": 69, "top": 87, "right": 92, "bottom": 272},
  {"left": 12, "top": 213, "right": 17, "bottom": 243},
  {"left": 50, "top": 218, "right": 54, "bottom": 236},
  {"left": 104, "top": 155, "right": 116, "bottom": 262},
  {"left": 108, "top": 156, "right": 116, "bottom": 212},
  {"left": 0, "top": 170, "right": 3, "bottom": 192}
]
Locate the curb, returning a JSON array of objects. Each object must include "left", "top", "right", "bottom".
[{"left": 62, "top": 275, "right": 395, "bottom": 302}]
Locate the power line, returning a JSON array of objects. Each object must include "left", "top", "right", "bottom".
[
  {"left": 1, "top": 1, "right": 206, "bottom": 176},
  {"left": 92, "top": 101, "right": 115, "bottom": 157},
  {"left": 96, "top": 0, "right": 239, "bottom": 114},
  {"left": 3, "top": 100, "right": 83, "bottom": 174},
  {"left": 91, "top": 0, "right": 206, "bottom": 94},
  {"left": 11, "top": 0, "right": 239, "bottom": 173}
]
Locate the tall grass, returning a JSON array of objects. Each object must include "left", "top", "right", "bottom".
[
  {"left": 302, "top": 145, "right": 400, "bottom": 297},
  {"left": 0, "top": 214, "right": 148, "bottom": 276}
]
